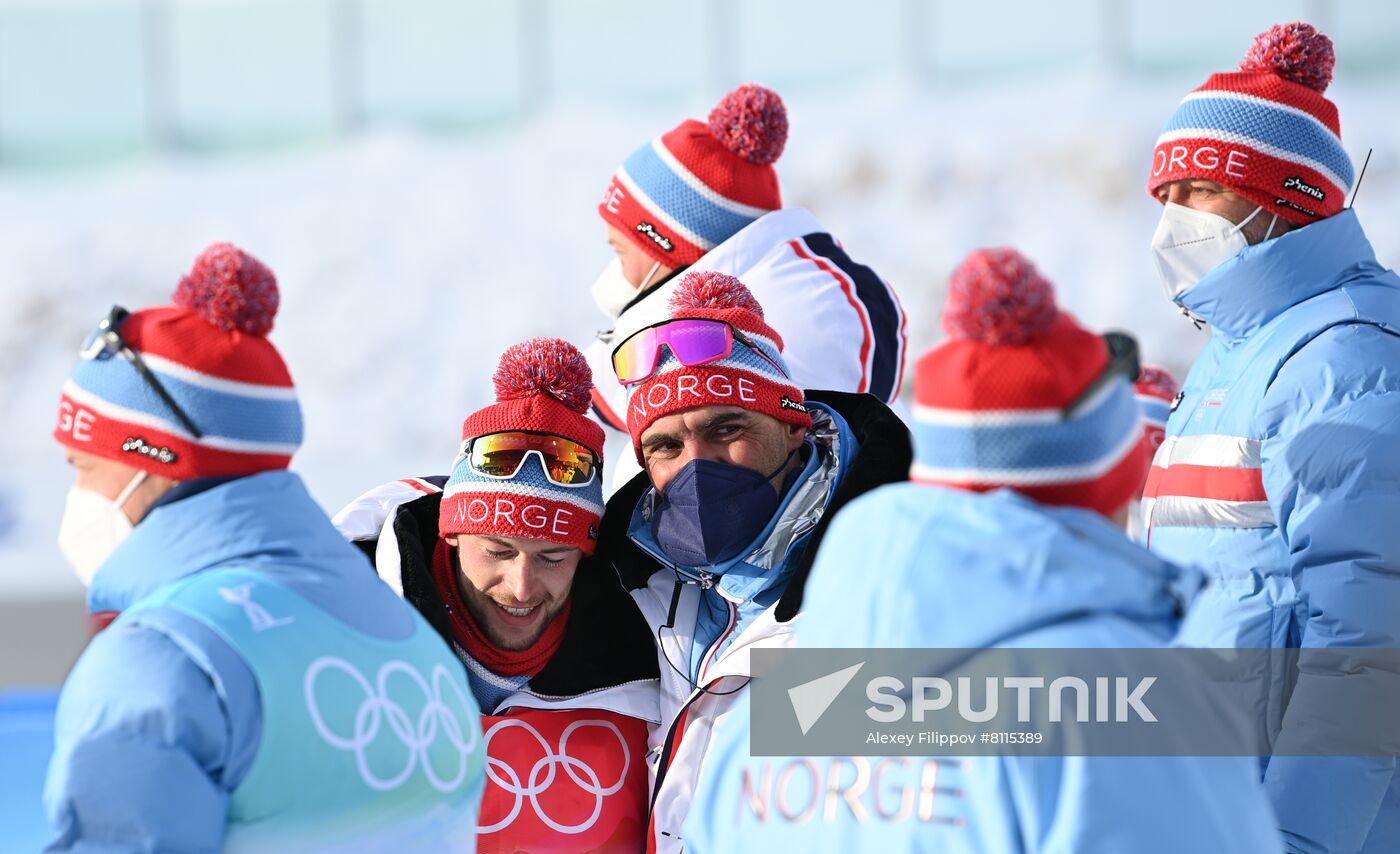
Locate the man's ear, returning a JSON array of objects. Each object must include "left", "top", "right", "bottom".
[{"left": 785, "top": 421, "right": 806, "bottom": 451}]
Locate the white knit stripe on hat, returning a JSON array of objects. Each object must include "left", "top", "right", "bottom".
[
  {"left": 646, "top": 352, "right": 792, "bottom": 387},
  {"left": 61, "top": 379, "right": 301, "bottom": 455},
  {"left": 648, "top": 137, "right": 774, "bottom": 219},
  {"left": 731, "top": 328, "right": 782, "bottom": 357},
  {"left": 1179, "top": 89, "right": 1342, "bottom": 143},
  {"left": 911, "top": 377, "right": 1122, "bottom": 429},
  {"left": 613, "top": 167, "right": 716, "bottom": 252},
  {"left": 910, "top": 421, "right": 1144, "bottom": 487},
  {"left": 441, "top": 479, "right": 605, "bottom": 518},
  {"left": 141, "top": 353, "right": 298, "bottom": 400}
]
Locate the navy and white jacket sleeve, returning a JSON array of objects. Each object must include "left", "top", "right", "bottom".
[
  {"left": 1259, "top": 323, "right": 1400, "bottom": 854},
  {"left": 43, "top": 617, "right": 259, "bottom": 853}
]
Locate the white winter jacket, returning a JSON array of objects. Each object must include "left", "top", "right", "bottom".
[{"left": 585, "top": 207, "right": 909, "bottom": 492}]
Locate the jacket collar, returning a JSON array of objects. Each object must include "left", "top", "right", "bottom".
[
  {"left": 617, "top": 264, "right": 688, "bottom": 318},
  {"left": 604, "top": 208, "right": 828, "bottom": 347},
  {"left": 689, "top": 207, "right": 825, "bottom": 275},
  {"left": 799, "top": 486, "right": 1200, "bottom": 650},
  {"left": 624, "top": 406, "right": 847, "bottom": 603},
  {"left": 88, "top": 471, "right": 334, "bottom": 615},
  {"left": 1178, "top": 210, "right": 1381, "bottom": 340}
]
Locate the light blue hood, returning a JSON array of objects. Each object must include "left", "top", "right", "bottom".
[
  {"left": 88, "top": 469, "right": 411, "bottom": 637},
  {"left": 1177, "top": 209, "right": 1392, "bottom": 340},
  {"left": 682, "top": 483, "right": 1281, "bottom": 854},
  {"left": 800, "top": 484, "right": 1197, "bottom": 650},
  {"left": 46, "top": 470, "right": 465, "bottom": 851}
]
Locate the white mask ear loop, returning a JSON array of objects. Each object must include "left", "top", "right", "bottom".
[
  {"left": 637, "top": 260, "right": 662, "bottom": 290},
  {"left": 1262, "top": 212, "right": 1279, "bottom": 242},
  {"left": 112, "top": 470, "right": 149, "bottom": 522},
  {"left": 1233, "top": 205, "right": 1263, "bottom": 233}
]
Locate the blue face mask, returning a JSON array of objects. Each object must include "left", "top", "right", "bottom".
[{"left": 650, "top": 451, "right": 798, "bottom": 569}]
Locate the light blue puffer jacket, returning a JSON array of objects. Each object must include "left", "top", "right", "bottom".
[
  {"left": 684, "top": 485, "right": 1282, "bottom": 853},
  {"left": 1143, "top": 209, "right": 1400, "bottom": 853},
  {"left": 44, "top": 471, "right": 485, "bottom": 852}
]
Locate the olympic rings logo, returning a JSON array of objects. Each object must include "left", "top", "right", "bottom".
[
  {"left": 479, "top": 718, "right": 632, "bottom": 835},
  {"left": 304, "top": 656, "right": 479, "bottom": 794}
]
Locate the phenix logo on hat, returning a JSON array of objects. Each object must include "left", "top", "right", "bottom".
[
  {"left": 440, "top": 338, "right": 606, "bottom": 555},
  {"left": 54, "top": 243, "right": 302, "bottom": 480},
  {"left": 911, "top": 248, "right": 1148, "bottom": 517},
  {"left": 617, "top": 271, "right": 812, "bottom": 463},
  {"left": 1147, "top": 22, "right": 1352, "bottom": 223},
  {"left": 598, "top": 83, "right": 788, "bottom": 267}
]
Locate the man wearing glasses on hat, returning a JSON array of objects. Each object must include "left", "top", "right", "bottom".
[
  {"left": 335, "top": 338, "right": 659, "bottom": 853},
  {"left": 591, "top": 271, "right": 912, "bottom": 852},
  {"left": 46, "top": 244, "right": 486, "bottom": 852}
]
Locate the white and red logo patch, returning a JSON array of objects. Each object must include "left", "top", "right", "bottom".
[{"left": 477, "top": 707, "right": 648, "bottom": 853}]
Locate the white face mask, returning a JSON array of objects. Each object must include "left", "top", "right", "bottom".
[
  {"left": 57, "top": 470, "right": 147, "bottom": 587},
  {"left": 590, "top": 257, "right": 661, "bottom": 321},
  {"left": 1150, "top": 202, "right": 1267, "bottom": 302}
]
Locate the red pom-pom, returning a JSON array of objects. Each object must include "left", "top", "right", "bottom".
[
  {"left": 492, "top": 337, "right": 593, "bottom": 413},
  {"left": 942, "top": 248, "right": 1058, "bottom": 346},
  {"left": 1239, "top": 22, "right": 1334, "bottom": 93},
  {"left": 669, "top": 271, "right": 765, "bottom": 318},
  {"left": 171, "top": 243, "right": 279, "bottom": 336},
  {"left": 1135, "top": 364, "right": 1180, "bottom": 402},
  {"left": 707, "top": 84, "right": 788, "bottom": 165}
]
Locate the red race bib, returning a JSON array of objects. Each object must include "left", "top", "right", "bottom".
[{"left": 477, "top": 707, "right": 649, "bottom": 854}]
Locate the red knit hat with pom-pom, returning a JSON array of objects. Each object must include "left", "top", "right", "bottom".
[
  {"left": 599, "top": 83, "right": 787, "bottom": 267},
  {"left": 441, "top": 338, "right": 606, "bottom": 554},
  {"left": 1147, "top": 22, "right": 1352, "bottom": 223},
  {"left": 622, "top": 271, "right": 810, "bottom": 463},
  {"left": 911, "top": 248, "right": 1147, "bottom": 517},
  {"left": 55, "top": 242, "right": 302, "bottom": 480}
]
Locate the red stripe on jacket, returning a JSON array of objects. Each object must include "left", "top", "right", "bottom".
[
  {"left": 1144, "top": 463, "right": 1267, "bottom": 503},
  {"left": 789, "top": 238, "right": 873, "bottom": 393}
]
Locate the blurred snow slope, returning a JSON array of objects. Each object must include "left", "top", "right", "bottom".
[{"left": 3, "top": 76, "right": 1399, "bottom": 598}]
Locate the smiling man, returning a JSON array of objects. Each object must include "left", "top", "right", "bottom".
[
  {"left": 444, "top": 532, "right": 573, "bottom": 650},
  {"left": 593, "top": 271, "right": 912, "bottom": 852},
  {"left": 335, "top": 338, "right": 658, "bottom": 853},
  {"left": 1142, "top": 22, "right": 1400, "bottom": 854}
]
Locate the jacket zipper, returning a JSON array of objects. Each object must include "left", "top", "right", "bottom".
[
  {"left": 697, "top": 598, "right": 737, "bottom": 685},
  {"left": 647, "top": 596, "right": 745, "bottom": 849},
  {"left": 647, "top": 702, "right": 694, "bottom": 850}
]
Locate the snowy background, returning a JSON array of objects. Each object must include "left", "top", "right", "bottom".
[{"left": 2, "top": 0, "right": 1399, "bottom": 663}]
